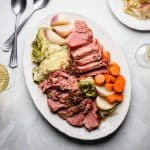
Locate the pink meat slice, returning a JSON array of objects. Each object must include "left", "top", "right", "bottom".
[
  {"left": 58, "top": 107, "right": 75, "bottom": 119},
  {"left": 66, "top": 20, "right": 93, "bottom": 47},
  {"left": 71, "top": 39, "right": 103, "bottom": 59},
  {"left": 80, "top": 68, "right": 108, "bottom": 78},
  {"left": 58, "top": 102, "right": 85, "bottom": 119},
  {"left": 51, "top": 71, "right": 78, "bottom": 91},
  {"left": 47, "top": 99, "right": 71, "bottom": 113},
  {"left": 47, "top": 89, "right": 70, "bottom": 103},
  {"left": 83, "top": 102, "right": 100, "bottom": 131},
  {"left": 40, "top": 71, "right": 79, "bottom": 92},
  {"left": 75, "top": 52, "right": 101, "bottom": 66},
  {"left": 58, "top": 98, "right": 92, "bottom": 119},
  {"left": 66, "top": 112, "right": 85, "bottom": 127},
  {"left": 76, "top": 59, "right": 108, "bottom": 73},
  {"left": 83, "top": 99, "right": 93, "bottom": 114},
  {"left": 44, "top": 71, "right": 79, "bottom": 92},
  {"left": 40, "top": 80, "right": 52, "bottom": 93}
]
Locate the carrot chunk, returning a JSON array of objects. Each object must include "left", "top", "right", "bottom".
[
  {"left": 114, "top": 75, "right": 125, "bottom": 93},
  {"left": 105, "top": 83, "right": 114, "bottom": 91},
  {"left": 106, "top": 93, "right": 124, "bottom": 103},
  {"left": 95, "top": 74, "right": 105, "bottom": 86},
  {"left": 103, "top": 51, "right": 110, "bottom": 62},
  {"left": 105, "top": 74, "right": 116, "bottom": 83},
  {"left": 108, "top": 63, "right": 120, "bottom": 76}
]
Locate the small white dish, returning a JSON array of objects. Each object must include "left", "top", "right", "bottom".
[
  {"left": 108, "top": 0, "right": 150, "bottom": 31},
  {"left": 23, "top": 12, "right": 131, "bottom": 140}
]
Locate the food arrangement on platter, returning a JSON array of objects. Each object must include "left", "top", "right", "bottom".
[
  {"left": 31, "top": 13, "right": 126, "bottom": 131},
  {"left": 123, "top": 0, "right": 150, "bottom": 19}
]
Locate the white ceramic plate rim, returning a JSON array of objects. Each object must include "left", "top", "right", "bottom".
[
  {"left": 108, "top": 0, "right": 150, "bottom": 31},
  {"left": 23, "top": 12, "right": 131, "bottom": 140}
]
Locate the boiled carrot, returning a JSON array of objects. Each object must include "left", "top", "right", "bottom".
[
  {"left": 95, "top": 74, "right": 105, "bottom": 86},
  {"left": 106, "top": 93, "right": 124, "bottom": 103},
  {"left": 105, "top": 83, "right": 114, "bottom": 91},
  {"left": 105, "top": 74, "right": 116, "bottom": 83},
  {"left": 108, "top": 63, "right": 120, "bottom": 76},
  {"left": 114, "top": 75, "right": 125, "bottom": 93}
]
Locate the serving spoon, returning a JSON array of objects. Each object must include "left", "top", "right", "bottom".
[
  {"left": 2, "top": 0, "right": 50, "bottom": 52},
  {"left": 9, "top": 0, "right": 27, "bottom": 68}
]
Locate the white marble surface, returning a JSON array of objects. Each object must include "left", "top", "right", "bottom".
[{"left": 0, "top": 0, "right": 150, "bottom": 149}]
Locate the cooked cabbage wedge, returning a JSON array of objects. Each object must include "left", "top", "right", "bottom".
[
  {"left": 32, "top": 27, "right": 69, "bottom": 83},
  {"left": 32, "top": 27, "right": 52, "bottom": 63},
  {"left": 32, "top": 45, "right": 69, "bottom": 83}
]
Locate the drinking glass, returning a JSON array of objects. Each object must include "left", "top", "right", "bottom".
[
  {"left": 135, "top": 44, "right": 150, "bottom": 68},
  {"left": 0, "top": 64, "right": 15, "bottom": 94},
  {"left": 135, "top": 43, "right": 150, "bottom": 88}
]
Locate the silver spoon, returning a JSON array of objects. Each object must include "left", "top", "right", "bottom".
[
  {"left": 9, "top": 0, "right": 27, "bottom": 68},
  {"left": 2, "top": 0, "right": 50, "bottom": 52}
]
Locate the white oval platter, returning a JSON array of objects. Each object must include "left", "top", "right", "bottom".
[{"left": 23, "top": 12, "right": 131, "bottom": 140}]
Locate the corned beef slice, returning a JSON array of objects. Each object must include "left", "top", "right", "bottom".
[
  {"left": 76, "top": 59, "right": 108, "bottom": 73},
  {"left": 66, "top": 113, "right": 85, "bottom": 127},
  {"left": 40, "top": 80, "right": 52, "bottom": 93},
  {"left": 58, "top": 98, "right": 92, "bottom": 119},
  {"left": 66, "top": 99, "right": 94, "bottom": 127},
  {"left": 75, "top": 52, "right": 101, "bottom": 66},
  {"left": 47, "top": 89, "right": 70, "bottom": 103},
  {"left": 66, "top": 20, "right": 93, "bottom": 47},
  {"left": 71, "top": 39, "right": 103, "bottom": 59},
  {"left": 58, "top": 103, "right": 85, "bottom": 119},
  {"left": 83, "top": 102, "right": 100, "bottom": 131},
  {"left": 49, "top": 71, "right": 78, "bottom": 91},
  {"left": 83, "top": 99, "right": 93, "bottom": 114},
  {"left": 47, "top": 99, "right": 71, "bottom": 112},
  {"left": 40, "top": 71, "right": 78, "bottom": 92},
  {"left": 80, "top": 68, "right": 108, "bottom": 78},
  {"left": 58, "top": 107, "right": 74, "bottom": 119}
]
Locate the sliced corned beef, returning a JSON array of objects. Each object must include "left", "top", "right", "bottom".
[
  {"left": 40, "top": 80, "right": 52, "bottom": 93},
  {"left": 66, "top": 112, "right": 85, "bottom": 127},
  {"left": 47, "top": 89, "right": 70, "bottom": 103},
  {"left": 71, "top": 39, "right": 103, "bottom": 59},
  {"left": 80, "top": 68, "right": 108, "bottom": 78},
  {"left": 75, "top": 52, "right": 101, "bottom": 66},
  {"left": 58, "top": 103, "right": 85, "bottom": 119},
  {"left": 83, "top": 99, "right": 93, "bottom": 114},
  {"left": 47, "top": 99, "right": 71, "bottom": 113},
  {"left": 83, "top": 111, "right": 100, "bottom": 131},
  {"left": 66, "top": 20, "right": 93, "bottom": 47},
  {"left": 58, "top": 107, "right": 74, "bottom": 119},
  {"left": 47, "top": 89, "right": 61, "bottom": 101},
  {"left": 58, "top": 98, "right": 91, "bottom": 119},
  {"left": 83, "top": 102, "right": 100, "bottom": 131},
  {"left": 76, "top": 59, "right": 108, "bottom": 73},
  {"left": 49, "top": 71, "right": 78, "bottom": 91}
]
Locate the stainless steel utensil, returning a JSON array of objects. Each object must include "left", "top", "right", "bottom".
[
  {"left": 2, "top": 0, "right": 50, "bottom": 52},
  {"left": 9, "top": 0, "right": 27, "bottom": 68}
]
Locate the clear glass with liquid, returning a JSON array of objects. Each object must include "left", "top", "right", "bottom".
[
  {"left": 135, "top": 44, "right": 150, "bottom": 68},
  {"left": 135, "top": 44, "right": 150, "bottom": 88},
  {"left": 0, "top": 64, "right": 14, "bottom": 93}
]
